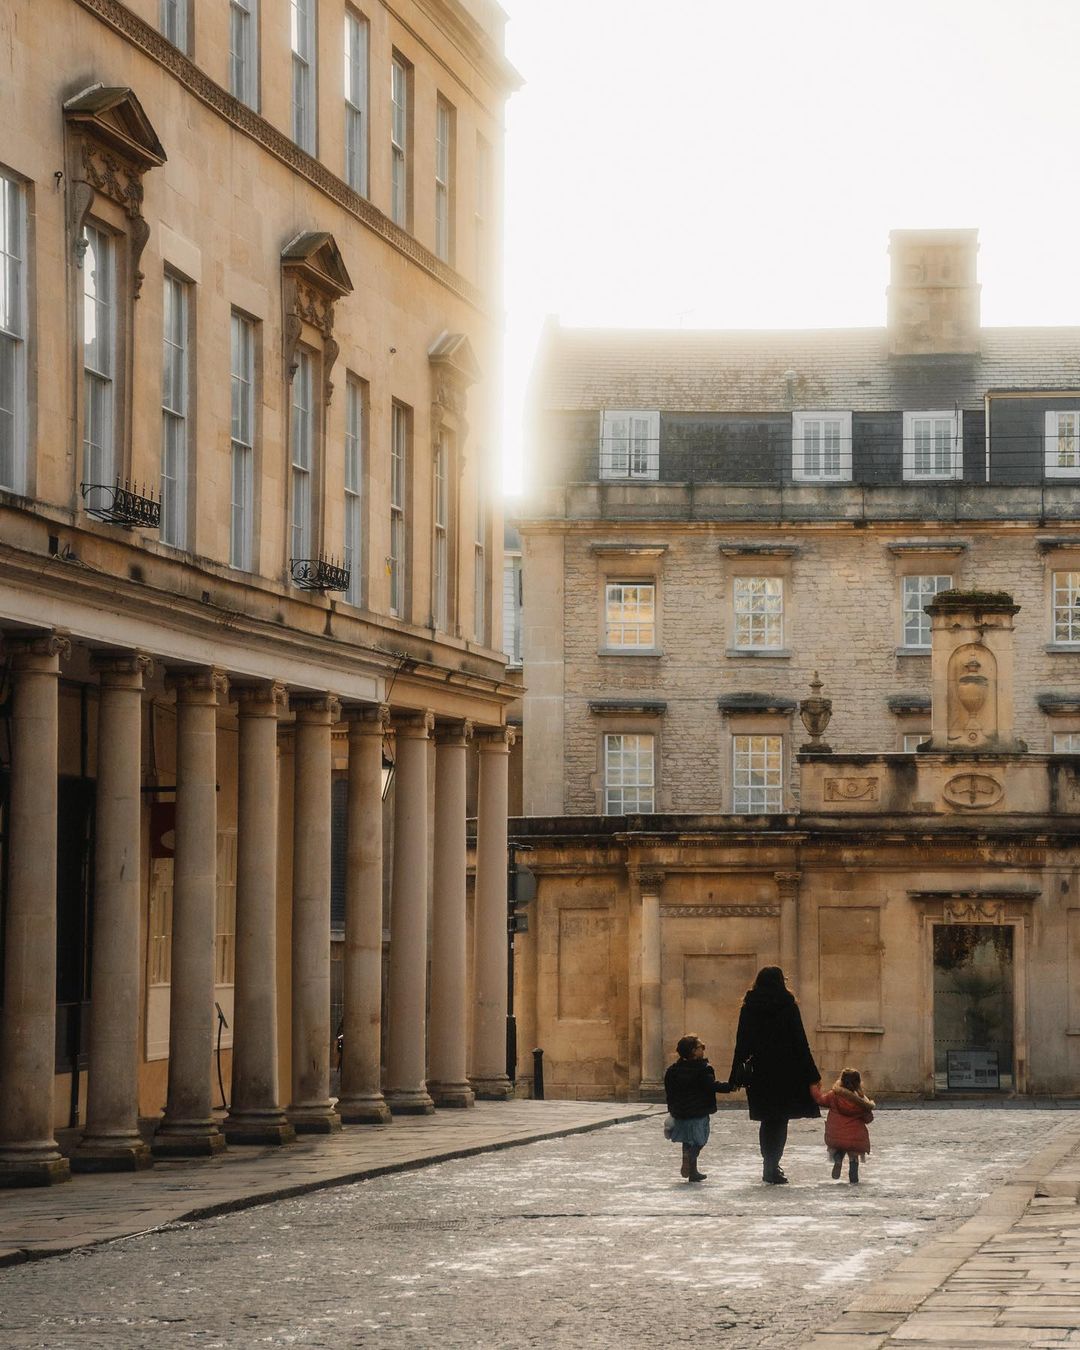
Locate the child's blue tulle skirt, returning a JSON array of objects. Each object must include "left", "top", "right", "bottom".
[{"left": 668, "top": 1115, "right": 710, "bottom": 1147}]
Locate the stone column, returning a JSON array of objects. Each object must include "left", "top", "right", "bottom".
[
  {"left": 73, "top": 651, "right": 154, "bottom": 1173},
  {"left": 225, "top": 683, "right": 294, "bottom": 1145},
  {"left": 776, "top": 871, "right": 801, "bottom": 987},
  {"left": 338, "top": 705, "right": 391, "bottom": 1124},
  {"left": 639, "top": 871, "right": 665, "bottom": 1099},
  {"left": 287, "top": 695, "right": 342, "bottom": 1133},
  {"left": 153, "top": 668, "right": 228, "bottom": 1158},
  {"left": 428, "top": 722, "right": 475, "bottom": 1108},
  {"left": 0, "top": 633, "right": 71, "bottom": 1187},
  {"left": 470, "top": 727, "right": 514, "bottom": 1100},
  {"left": 384, "top": 711, "right": 435, "bottom": 1115}
]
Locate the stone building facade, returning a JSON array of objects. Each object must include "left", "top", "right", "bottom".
[
  {"left": 514, "top": 230, "right": 1080, "bottom": 1100},
  {"left": 0, "top": 0, "right": 519, "bottom": 1186}
]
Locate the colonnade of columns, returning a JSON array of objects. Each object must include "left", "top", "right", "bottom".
[{"left": 0, "top": 634, "right": 513, "bottom": 1188}]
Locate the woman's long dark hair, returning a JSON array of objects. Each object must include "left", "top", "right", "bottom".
[{"left": 744, "top": 965, "right": 795, "bottom": 1002}]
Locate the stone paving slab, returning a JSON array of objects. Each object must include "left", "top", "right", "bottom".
[
  {"left": 0, "top": 1100, "right": 661, "bottom": 1267},
  {"left": 809, "top": 1117, "right": 1080, "bottom": 1349}
]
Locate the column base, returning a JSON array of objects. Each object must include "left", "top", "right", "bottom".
[
  {"left": 286, "top": 1104, "right": 342, "bottom": 1134},
  {"left": 151, "top": 1121, "right": 226, "bottom": 1159},
  {"left": 71, "top": 1134, "right": 153, "bottom": 1173},
  {"left": 0, "top": 1146, "right": 72, "bottom": 1188},
  {"left": 429, "top": 1080, "right": 476, "bottom": 1109},
  {"left": 384, "top": 1087, "right": 436, "bottom": 1116},
  {"left": 638, "top": 1079, "right": 666, "bottom": 1103},
  {"left": 468, "top": 1074, "right": 514, "bottom": 1101},
  {"left": 338, "top": 1094, "right": 393, "bottom": 1125},
  {"left": 223, "top": 1112, "right": 296, "bottom": 1146}
]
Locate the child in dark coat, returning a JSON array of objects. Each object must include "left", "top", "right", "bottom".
[
  {"left": 663, "top": 1034, "right": 732, "bottom": 1183},
  {"left": 811, "top": 1067, "right": 875, "bottom": 1184}
]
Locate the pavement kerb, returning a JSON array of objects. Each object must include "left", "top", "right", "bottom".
[
  {"left": 0, "top": 1106, "right": 664, "bottom": 1270},
  {"left": 806, "top": 1114, "right": 1080, "bottom": 1348}
]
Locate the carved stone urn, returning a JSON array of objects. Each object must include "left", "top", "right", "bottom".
[{"left": 799, "top": 672, "right": 833, "bottom": 754}]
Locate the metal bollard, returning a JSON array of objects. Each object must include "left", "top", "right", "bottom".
[{"left": 532, "top": 1047, "right": 545, "bottom": 1101}]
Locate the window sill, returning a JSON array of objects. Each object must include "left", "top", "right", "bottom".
[
  {"left": 790, "top": 476, "right": 852, "bottom": 486},
  {"left": 816, "top": 1025, "right": 885, "bottom": 1036},
  {"left": 1045, "top": 644, "right": 1080, "bottom": 655},
  {"left": 895, "top": 646, "right": 931, "bottom": 658},
  {"left": 598, "top": 648, "right": 664, "bottom": 658},
  {"left": 726, "top": 647, "right": 791, "bottom": 659}
]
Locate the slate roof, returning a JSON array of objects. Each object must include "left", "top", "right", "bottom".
[{"left": 535, "top": 324, "right": 1080, "bottom": 413}]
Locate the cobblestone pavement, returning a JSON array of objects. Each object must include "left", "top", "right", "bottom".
[{"left": 0, "top": 1108, "right": 1071, "bottom": 1349}]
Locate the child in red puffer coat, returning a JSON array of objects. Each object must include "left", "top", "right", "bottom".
[{"left": 811, "top": 1068, "right": 875, "bottom": 1184}]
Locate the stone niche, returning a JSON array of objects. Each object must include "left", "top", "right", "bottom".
[{"left": 926, "top": 590, "right": 1024, "bottom": 753}]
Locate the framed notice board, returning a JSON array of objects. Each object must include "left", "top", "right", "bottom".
[{"left": 946, "top": 1049, "right": 1000, "bottom": 1090}]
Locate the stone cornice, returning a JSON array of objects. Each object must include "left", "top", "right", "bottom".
[
  {"left": 72, "top": 0, "right": 486, "bottom": 312},
  {"left": 588, "top": 699, "right": 667, "bottom": 716},
  {"left": 886, "top": 539, "right": 968, "bottom": 555}
]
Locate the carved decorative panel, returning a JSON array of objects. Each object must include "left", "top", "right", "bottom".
[{"left": 824, "top": 777, "right": 879, "bottom": 802}]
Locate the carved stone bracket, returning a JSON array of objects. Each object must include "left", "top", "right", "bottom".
[
  {"left": 64, "top": 86, "right": 166, "bottom": 299},
  {"left": 429, "top": 331, "right": 482, "bottom": 450},
  {"left": 281, "top": 232, "right": 353, "bottom": 400}
]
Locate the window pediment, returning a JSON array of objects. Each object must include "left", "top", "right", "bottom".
[
  {"left": 64, "top": 85, "right": 167, "bottom": 171},
  {"left": 281, "top": 233, "right": 352, "bottom": 398},
  {"left": 281, "top": 232, "right": 353, "bottom": 300}
]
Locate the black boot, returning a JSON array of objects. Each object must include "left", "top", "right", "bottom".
[
  {"left": 831, "top": 1150, "right": 843, "bottom": 1180},
  {"left": 680, "top": 1145, "right": 691, "bottom": 1179},
  {"left": 849, "top": 1156, "right": 859, "bottom": 1184},
  {"left": 688, "top": 1146, "right": 707, "bottom": 1182}
]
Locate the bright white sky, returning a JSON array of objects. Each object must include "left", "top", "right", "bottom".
[{"left": 497, "top": 0, "right": 1080, "bottom": 491}]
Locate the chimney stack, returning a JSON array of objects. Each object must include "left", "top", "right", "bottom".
[{"left": 887, "top": 228, "right": 980, "bottom": 358}]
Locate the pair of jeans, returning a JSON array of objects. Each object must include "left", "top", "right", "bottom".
[{"left": 759, "top": 1118, "right": 788, "bottom": 1170}]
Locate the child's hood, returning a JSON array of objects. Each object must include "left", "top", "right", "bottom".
[{"left": 831, "top": 1086, "right": 875, "bottom": 1114}]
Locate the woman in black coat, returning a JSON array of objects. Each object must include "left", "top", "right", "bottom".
[{"left": 729, "top": 966, "right": 820, "bottom": 1184}]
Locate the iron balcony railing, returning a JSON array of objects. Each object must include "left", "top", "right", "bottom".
[{"left": 80, "top": 479, "right": 162, "bottom": 529}]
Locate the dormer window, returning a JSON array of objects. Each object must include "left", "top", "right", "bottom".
[
  {"left": 792, "top": 410, "right": 851, "bottom": 481},
  {"left": 1045, "top": 411, "right": 1080, "bottom": 479},
  {"left": 903, "top": 410, "right": 962, "bottom": 480},
  {"left": 600, "top": 410, "right": 659, "bottom": 480}
]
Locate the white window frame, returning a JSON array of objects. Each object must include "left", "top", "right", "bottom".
[
  {"left": 792, "top": 410, "right": 852, "bottom": 482},
  {"left": 0, "top": 172, "right": 27, "bottom": 495},
  {"left": 733, "top": 576, "right": 784, "bottom": 650},
  {"left": 1053, "top": 733, "right": 1080, "bottom": 753},
  {"left": 291, "top": 0, "right": 317, "bottom": 153},
  {"left": 603, "top": 732, "right": 655, "bottom": 815},
  {"left": 600, "top": 409, "right": 659, "bottom": 480},
  {"left": 230, "top": 310, "right": 255, "bottom": 571},
  {"left": 1045, "top": 410, "right": 1080, "bottom": 479},
  {"left": 903, "top": 410, "right": 962, "bottom": 481},
  {"left": 290, "top": 349, "right": 315, "bottom": 566},
  {"left": 82, "top": 223, "right": 116, "bottom": 515},
  {"left": 474, "top": 134, "right": 491, "bottom": 285},
  {"left": 344, "top": 9, "right": 369, "bottom": 195},
  {"left": 432, "top": 432, "right": 449, "bottom": 630},
  {"left": 160, "top": 0, "right": 189, "bottom": 50},
  {"left": 435, "top": 98, "right": 453, "bottom": 263},
  {"left": 390, "top": 54, "right": 409, "bottom": 227},
  {"left": 473, "top": 485, "right": 486, "bottom": 644},
  {"left": 732, "top": 734, "right": 783, "bottom": 814},
  {"left": 1053, "top": 571, "right": 1080, "bottom": 645},
  {"left": 503, "top": 553, "right": 522, "bottom": 665},
  {"left": 229, "top": 0, "right": 259, "bottom": 109},
  {"left": 344, "top": 377, "right": 363, "bottom": 605},
  {"left": 604, "top": 581, "right": 656, "bottom": 650},
  {"left": 901, "top": 573, "right": 952, "bottom": 650},
  {"left": 160, "top": 272, "right": 190, "bottom": 548},
  {"left": 903, "top": 733, "right": 930, "bottom": 752},
  {"left": 389, "top": 402, "right": 407, "bottom": 616}
]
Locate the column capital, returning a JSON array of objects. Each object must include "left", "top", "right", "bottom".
[
  {"left": 632, "top": 867, "right": 666, "bottom": 893},
  {"left": 233, "top": 681, "right": 289, "bottom": 718},
  {"left": 292, "top": 694, "right": 341, "bottom": 724},
  {"left": 5, "top": 630, "right": 71, "bottom": 669},
  {"left": 436, "top": 719, "right": 473, "bottom": 748},
  {"left": 166, "top": 666, "right": 229, "bottom": 705},
  {"left": 344, "top": 702, "right": 391, "bottom": 733},
  {"left": 475, "top": 724, "right": 515, "bottom": 752},
  {"left": 392, "top": 710, "right": 435, "bottom": 739},
  {"left": 774, "top": 870, "right": 802, "bottom": 901},
  {"left": 91, "top": 650, "right": 153, "bottom": 687}
]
